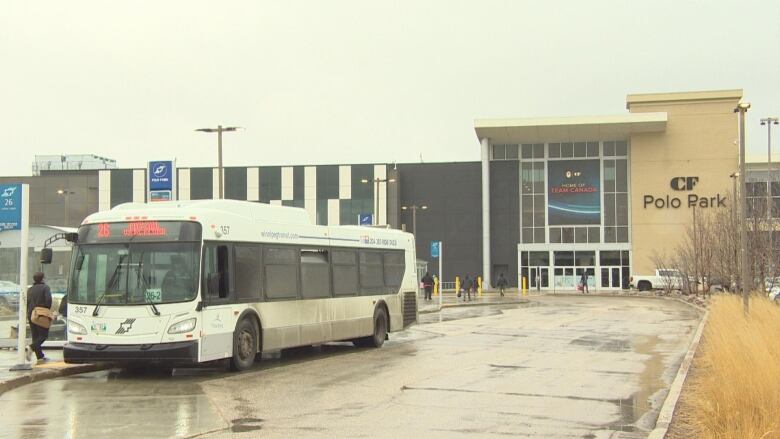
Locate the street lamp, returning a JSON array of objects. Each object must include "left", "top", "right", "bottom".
[
  {"left": 361, "top": 177, "right": 395, "bottom": 225},
  {"left": 401, "top": 204, "right": 428, "bottom": 236},
  {"left": 195, "top": 125, "right": 244, "bottom": 199},
  {"left": 57, "top": 189, "right": 75, "bottom": 226},
  {"left": 760, "top": 117, "right": 779, "bottom": 221},
  {"left": 735, "top": 102, "right": 751, "bottom": 314}
]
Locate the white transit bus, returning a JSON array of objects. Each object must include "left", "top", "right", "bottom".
[{"left": 63, "top": 200, "right": 418, "bottom": 370}]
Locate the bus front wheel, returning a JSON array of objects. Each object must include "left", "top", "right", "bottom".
[
  {"left": 354, "top": 307, "right": 388, "bottom": 348},
  {"left": 229, "top": 318, "right": 258, "bottom": 371}
]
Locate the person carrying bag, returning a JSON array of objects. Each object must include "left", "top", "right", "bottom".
[{"left": 26, "top": 272, "right": 52, "bottom": 363}]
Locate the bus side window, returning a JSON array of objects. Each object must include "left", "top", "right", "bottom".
[{"left": 204, "top": 244, "right": 230, "bottom": 300}]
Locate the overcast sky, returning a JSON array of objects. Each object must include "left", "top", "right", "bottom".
[{"left": 1, "top": 1, "right": 778, "bottom": 176}]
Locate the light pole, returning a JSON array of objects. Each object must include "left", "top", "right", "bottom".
[
  {"left": 195, "top": 125, "right": 244, "bottom": 199},
  {"left": 729, "top": 172, "right": 739, "bottom": 292},
  {"left": 761, "top": 117, "right": 779, "bottom": 221},
  {"left": 729, "top": 172, "right": 739, "bottom": 227},
  {"left": 361, "top": 177, "right": 395, "bottom": 225},
  {"left": 735, "top": 102, "right": 751, "bottom": 314},
  {"left": 57, "top": 189, "right": 75, "bottom": 226},
  {"left": 402, "top": 204, "right": 428, "bottom": 236}
]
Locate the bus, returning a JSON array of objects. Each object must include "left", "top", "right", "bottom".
[{"left": 63, "top": 200, "right": 418, "bottom": 370}]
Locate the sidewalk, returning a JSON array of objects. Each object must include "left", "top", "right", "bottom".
[
  {"left": 0, "top": 346, "right": 110, "bottom": 396},
  {"left": 418, "top": 289, "right": 532, "bottom": 313},
  {"left": 417, "top": 287, "right": 710, "bottom": 313}
]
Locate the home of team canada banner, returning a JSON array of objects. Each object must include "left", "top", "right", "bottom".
[{"left": 643, "top": 176, "right": 727, "bottom": 209}]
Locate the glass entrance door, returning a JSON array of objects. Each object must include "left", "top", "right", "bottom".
[
  {"left": 529, "top": 266, "right": 549, "bottom": 289},
  {"left": 599, "top": 251, "right": 630, "bottom": 290},
  {"left": 600, "top": 267, "right": 622, "bottom": 288}
]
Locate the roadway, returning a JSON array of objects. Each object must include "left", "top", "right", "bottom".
[{"left": 0, "top": 296, "right": 700, "bottom": 438}]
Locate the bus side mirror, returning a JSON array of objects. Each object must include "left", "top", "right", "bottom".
[{"left": 40, "top": 248, "right": 53, "bottom": 265}]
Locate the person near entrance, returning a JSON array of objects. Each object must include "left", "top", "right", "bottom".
[
  {"left": 422, "top": 272, "right": 434, "bottom": 301},
  {"left": 496, "top": 273, "right": 507, "bottom": 297},
  {"left": 580, "top": 270, "right": 590, "bottom": 294},
  {"left": 462, "top": 275, "right": 473, "bottom": 302}
]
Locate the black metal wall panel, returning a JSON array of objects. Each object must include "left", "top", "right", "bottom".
[
  {"left": 316, "top": 165, "right": 339, "bottom": 200},
  {"left": 224, "top": 167, "right": 247, "bottom": 200},
  {"left": 259, "top": 167, "right": 281, "bottom": 203},
  {"left": 397, "top": 162, "right": 482, "bottom": 282},
  {"left": 490, "top": 161, "right": 520, "bottom": 286},
  {"left": 293, "top": 166, "right": 304, "bottom": 200},
  {"left": 110, "top": 169, "right": 133, "bottom": 208},
  {"left": 190, "top": 168, "right": 213, "bottom": 200}
]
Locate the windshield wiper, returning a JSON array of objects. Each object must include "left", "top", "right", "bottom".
[
  {"left": 134, "top": 251, "right": 160, "bottom": 316},
  {"left": 93, "top": 253, "right": 127, "bottom": 317}
]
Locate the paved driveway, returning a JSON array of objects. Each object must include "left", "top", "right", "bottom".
[{"left": 0, "top": 296, "right": 700, "bottom": 438}]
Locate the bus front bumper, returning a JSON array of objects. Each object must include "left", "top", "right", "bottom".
[{"left": 64, "top": 341, "right": 199, "bottom": 365}]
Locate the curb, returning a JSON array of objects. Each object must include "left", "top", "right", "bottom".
[
  {"left": 418, "top": 299, "right": 531, "bottom": 314},
  {"left": 647, "top": 308, "right": 709, "bottom": 439},
  {"left": 0, "top": 362, "right": 113, "bottom": 396}
]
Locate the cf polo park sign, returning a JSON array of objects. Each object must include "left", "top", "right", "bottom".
[{"left": 643, "top": 176, "right": 726, "bottom": 209}]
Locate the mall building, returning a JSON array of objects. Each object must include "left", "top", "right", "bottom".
[{"left": 1, "top": 89, "right": 754, "bottom": 290}]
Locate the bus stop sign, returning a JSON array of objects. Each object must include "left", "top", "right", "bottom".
[
  {"left": 0, "top": 184, "right": 22, "bottom": 231},
  {"left": 430, "top": 241, "right": 440, "bottom": 258}
]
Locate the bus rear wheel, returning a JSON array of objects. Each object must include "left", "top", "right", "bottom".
[
  {"left": 229, "top": 318, "right": 258, "bottom": 371},
  {"left": 354, "top": 307, "right": 387, "bottom": 348}
]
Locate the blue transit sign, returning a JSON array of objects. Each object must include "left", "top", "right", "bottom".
[
  {"left": 430, "top": 241, "right": 440, "bottom": 258},
  {"left": 358, "top": 213, "right": 373, "bottom": 226},
  {"left": 149, "top": 161, "right": 173, "bottom": 191},
  {"left": 0, "top": 184, "right": 22, "bottom": 231}
]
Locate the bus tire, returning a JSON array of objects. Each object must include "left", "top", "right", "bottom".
[
  {"left": 637, "top": 280, "right": 652, "bottom": 292},
  {"left": 229, "top": 318, "right": 257, "bottom": 371},
  {"left": 354, "top": 307, "right": 388, "bottom": 348}
]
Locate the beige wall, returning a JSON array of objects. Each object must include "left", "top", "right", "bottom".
[{"left": 629, "top": 97, "right": 740, "bottom": 274}]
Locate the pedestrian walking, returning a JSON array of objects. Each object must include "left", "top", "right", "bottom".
[
  {"left": 422, "top": 272, "right": 434, "bottom": 301},
  {"left": 26, "top": 272, "right": 53, "bottom": 363},
  {"left": 580, "top": 270, "right": 590, "bottom": 294},
  {"left": 496, "top": 273, "right": 508, "bottom": 297},
  {"left": 463, "top": 275, "right": 473, "bottom": 302}
]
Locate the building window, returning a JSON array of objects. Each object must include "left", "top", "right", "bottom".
[
  {"left": 603, "top": 141, "right": 628, "bottom": 157},
  {"left": 521, "top": 161, "right": 545, "bottom": 243},
  {"left": 747, "top": 180, "right": 780, "bottom": 218},
  {"left": 521, "top": 144, "right": 544, "bottom": 159},
  {"left": 492, "top": 144, "right": 519, "bottom": 160},
  {"left": 604, "top": 158, "right": 629, "bottom": 243}
]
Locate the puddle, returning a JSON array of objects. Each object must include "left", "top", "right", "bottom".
[
  {"left": 417, "top": 302, "right": 535, "bottom": 324},
  {"left": 627, "top": 334, "right": 666, "bottom": 431},
  {"left": 231, "top": 417, "right": 264, "bottom": 433},
  {"left": 569, "top": 333, "right": 666, "bottom": 432}
]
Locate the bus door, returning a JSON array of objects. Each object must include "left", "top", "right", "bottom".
[{"left": 200, "top": 243, "right": 236, "bottom": 362}]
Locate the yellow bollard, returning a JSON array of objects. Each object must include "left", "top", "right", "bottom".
[
  {"left": 522, "top": 276, "right": 527, "bottom": 297},
  {"left": 477, "top": 276, "right": 483, "bottom": 297},
  {"left": 433, "top": 277, "right": 439, "bottom": 296},
  {"left": 455, "top": 276, "right": 460, "bottom": 298}
]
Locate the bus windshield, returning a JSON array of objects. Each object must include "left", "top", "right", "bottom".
[{"left": 69, "top": 242, "right": 201, "bottom": 305}]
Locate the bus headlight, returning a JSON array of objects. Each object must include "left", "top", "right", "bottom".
[
  {"left": 167, "top": 318, "right": 196, "bottom": 334},
  {"left": 68, "top": 321, "right": 87, "bottom": 335}
]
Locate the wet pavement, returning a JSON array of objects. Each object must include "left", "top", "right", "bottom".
[{"left": 0, "top": 296, "right": 700, "bottom": 438}]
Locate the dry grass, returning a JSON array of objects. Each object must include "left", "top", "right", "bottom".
[{"left": 689, "top": 295, "right": 780, "bottom": 438}]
